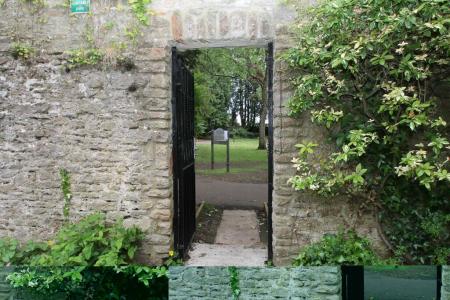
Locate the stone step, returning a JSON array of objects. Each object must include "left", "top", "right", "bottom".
[
  {"left": 215, "top": 210, "right": 261, "bottom": 246},
  {"left": 186, "top": 243, "right": 267, "bottom": 267}
]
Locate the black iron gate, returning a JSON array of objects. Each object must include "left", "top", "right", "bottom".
[
  {"left": 172, "top": 48, "right": 196, "bottom": 257},
  {"left": 266, "top": 42, "right": 274, "bottom": 261}
]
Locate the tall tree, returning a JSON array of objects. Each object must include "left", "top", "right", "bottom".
[{"left": 193, "top": 48, "right": 267, "bottom": 148}]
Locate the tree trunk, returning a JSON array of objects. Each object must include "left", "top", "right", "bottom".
[{"left": 258, "top": 80, "right": 267, "bottom": 150}]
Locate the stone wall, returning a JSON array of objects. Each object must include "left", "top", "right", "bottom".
[
  {"left": 169, "top": 266, "right": 341, "bottom": 299},
  {"left": 0, "top": 268, "right": 12, "bottom": 300},
  {"left": 0, "top": 0, "right": 386, "bottom": 265},
  {"left": 0, "top": 0, "right": 174, "bottom": 264},
  {"left": 442, "top": 266, "right": 450, "bottom": 300}
]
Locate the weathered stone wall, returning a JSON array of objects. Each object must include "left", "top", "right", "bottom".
[
  {"left": 0, "top": 0, "right": 386, "bottom": 265},
  {"left": 0, "top": 0, "right": 174, "bottom": 264},
  {"left": 442, "top": 266, "right": 450, "bottom": 300},
  {"left": 0, "top": 267, "right": 12, "bottom": 300},
  {"left": 169, "top": 266, "right": 341, "bottom": 299}
]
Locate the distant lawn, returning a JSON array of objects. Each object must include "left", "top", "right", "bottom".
[
  {"left": 196, "top": 138, "right": 267, "bottom": 163},
  {"left": 196, "top": 166, "right": 267, "bottom": 176},
  {"left": 195, "top": 138, "right": 267, "bottom": 175}
]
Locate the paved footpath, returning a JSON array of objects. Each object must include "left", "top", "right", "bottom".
[
  {"left": 196, "top": 176, "right": 267, "bottom": 208},
  {"left": 186, "top": 210, "right": 267, "bottom": 266}
]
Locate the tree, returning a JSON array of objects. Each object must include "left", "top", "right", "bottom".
[
  {"left": 284, "top": 0, "right": 449, "bottom": 264},
  {"left": 193, "top": 48, "right": 267, "bottom": 147}
]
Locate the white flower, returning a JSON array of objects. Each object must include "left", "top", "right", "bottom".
[
  {"left": 395, "top": 47, "right": 404, "bottom": 54},
  {"left": 310, "top": 183, "right": 319, "bottom": 190}
]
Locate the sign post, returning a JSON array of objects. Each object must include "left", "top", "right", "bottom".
[
  {"left": 211, "top": 128, "right": 230, "bottom": 172},
  {"left": 70, "top": 0, "right": 90, "bottom": 13}
]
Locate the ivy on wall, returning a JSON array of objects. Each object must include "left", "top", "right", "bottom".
[
  {"left": 283, "top": 0, "right": 449, "bottom": 264},
  {"left": 59, "top": 169, "right": 72, "bottom": 221},
  {"left": 4, "top": 0, "right": 154, "bottom": 68},
  {"left": 128, "top": 0, "right": 153, "bottom": 26},
  {"left": 228, "top": 267, "right": 241, "bottom": 300}
]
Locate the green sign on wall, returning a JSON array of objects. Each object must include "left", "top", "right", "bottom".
[{"left": 70, "top": 0, "right": 90, "bottom": 13}]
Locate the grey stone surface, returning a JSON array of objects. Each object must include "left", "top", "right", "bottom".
[
  {"left": 169, "top": 266, "right": 342, "bottom": 299},
  {"left": 186, "top": 209, "right": 267, "bottom": 266},
  {"left": 215, "top": 210, "right": 260, "bottom": 246},
  {"left": 0, "top": 45, "right": 173, "bottom": 264},
  {"left": 0, "top": 0, "right": 386, "bottom": 265},
  {"left": 186, "top": 243, "right": 267, "bottom": 267},
  {"left": 196, "top": 176, "right": 267, "bottom": 208},
  {"left": 0, "top": 268, "right": 13, "bottom": 300},
  {"left": 443, "top": 266, "right": 450, "bottom": 300}
]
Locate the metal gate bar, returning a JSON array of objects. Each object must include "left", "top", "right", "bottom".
[
  {"left": 172, "top": 48, "right": 196, "bottom": 257},
  {"left": 267, "top": 42, "right": 274, "bottom": 261}
]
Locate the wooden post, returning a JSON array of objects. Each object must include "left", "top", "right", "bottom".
[
  {"left": 211, "top": 132, "right": 214, "bottom": 169},
  {"left": 226, "top": 138, "right": 230, "bottom": 173}
]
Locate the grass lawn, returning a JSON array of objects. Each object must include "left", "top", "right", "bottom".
[{"left": 195, "top": 138, "right": 267, "bottom": 175}]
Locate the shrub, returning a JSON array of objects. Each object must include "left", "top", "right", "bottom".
[
  {"left": 1, "top": 213, "right": 168, "bottom": 299},
  {"left": 66, "top": 48, "right": 104, "bottom": 69},
  {"left": 0, "top": 238, "right": 48, "bottom": 267},
  {"left": 292, "top": 230, "right": 388, "bottom": 266},
  {"left": 284, "top": 0, "right": 450, "bottom": 264},
  {"left": 230, "top": 127, "right": 257, "bottom": 138},
  {"left": 7, "top": 266, "right": 168, "bottom": 299},
  {"left": 10, "top": 43, "right": 34, "bottom": 60},
  {"left": 27, "top": 213, "right": 143, "bottom": 266}
]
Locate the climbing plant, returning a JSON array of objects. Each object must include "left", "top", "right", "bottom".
[
  {"left": 128, "top": 0, "right": 153, "bottom": 26},
  {"left": 283, "top": 0, "right": 449, "bottom": 264},
  {"left": 10, "top": 43, "right": 34, "bottom": 60},
  {"left": 59, "top": 168, "right": 71, "bottom": 220},
  {"left": 65, "top": 48, "right": 104, "bottom": 69},
  {"left": 4, "top": 0, "right": 154, "bottom": 67},
  {"left": 228, "top": 267, "right": 241, "bottom": 300}
]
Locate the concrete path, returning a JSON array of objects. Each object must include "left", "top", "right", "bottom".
[
  {"left": 215, "top": 210, "right": 261, "bottom": 245},
  {"left": 186, "top": 210, "right": 267, "bottom": 266},
  {"left": 196, "top": 176, "right": 267, "bottom": 208}
]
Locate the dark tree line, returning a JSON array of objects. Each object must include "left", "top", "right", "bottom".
[{"left": 185, "top": 48, "right": 268, "bottom": 149}]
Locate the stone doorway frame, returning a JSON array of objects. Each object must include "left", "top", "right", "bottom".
[{"left": 170, "top": 42, "right": 275, "bottom": 262}]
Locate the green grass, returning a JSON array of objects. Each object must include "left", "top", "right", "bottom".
[
  {"left": 195, "top": 138, "right": 267, "bottom": 174},
  {"left": 196, "top": 138, "right": 267, "bottom": 163},
  {"left": 196, "top": 166, "right": 266, "bottom": 176}
]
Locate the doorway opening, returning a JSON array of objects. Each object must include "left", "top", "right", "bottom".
[{"left": 172, "top": 44, "right": 274, "bottom": 266}]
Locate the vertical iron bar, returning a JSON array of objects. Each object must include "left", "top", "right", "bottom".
[
  {"left": 226, "top": 138, "right": 230, "bottom": 173},
  {"left": 211, "top": 133, "right": 214, "bottom": 169},
  {"left": 171, "top": 47, "right": 180, "bottom": 254},
  {"left": 437, "top": 265, "right": 442, "bottom": 300},
  {"left": 267, "top": 42, "right": 274, "bottom": 261},
  {"left": 172, "top": 47, "right": 196, "bottom": 258},
  {"left": 341, "top": 266, "right": 364, "bottom": 300}
]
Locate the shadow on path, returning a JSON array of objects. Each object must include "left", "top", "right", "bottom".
[
  {"left": 196, "top": 176, "right": 267, "bottom": 208},
  {"left": 186, "top": 210, "right": 267, "bottom": 266}
]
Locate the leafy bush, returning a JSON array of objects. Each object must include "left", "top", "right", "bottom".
[
  {"left": 1, "top": 213, "right": 168, "bottom": 299},
  {"left": 284, "top": 0, "right": 449, "bottom": 264},
  {"left": 7, "top": 266, "right": 168, "bottom": 300},
  {"left": 292, "top": 230, "right": 388, "bottom": 266},
  {"left": 0, "top": 238, "right": 48, "bottom": 267},
  {"left": 66, "top": 48, "right": 104, "bottom": 69},
  {"left": 10, "top": 43, "right": 34, "bottom": 60},
  {"left": 27, "top": 213, "right": 143, "bottom": 266},
  {"left": 230, "top": 127, "right": 257, "bottom": 138}
]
